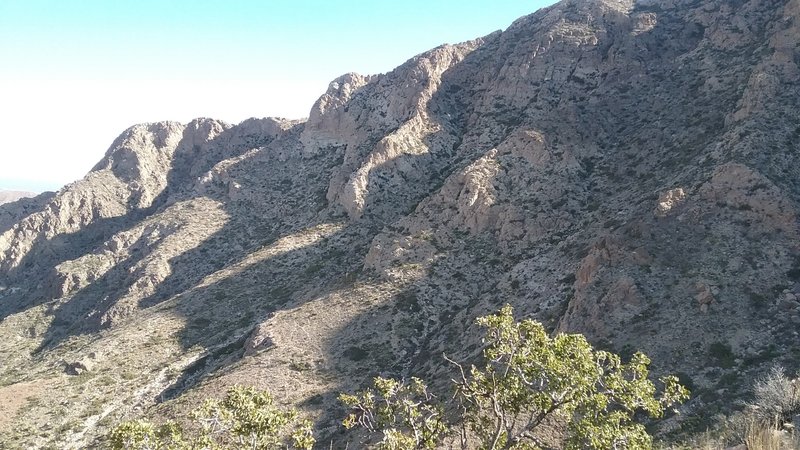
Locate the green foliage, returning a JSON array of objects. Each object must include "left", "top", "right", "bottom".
[
  {"left": 108, "top": 420, "right": 188, "bottom": 450},
  {"left": 708, "top": 342, "right": 735, "bottom": 369},
  {"left": 339, "top": 377, "right": 447, "bottom": 450},
  {"left": 341, "top": 305, "right": 689, "bottom": 450},
  {"left": 108, "top": 385, "right": 314, "bottom": 450},
  {"left": 458, "top": 305, "right": 690, "bottom": 449}
]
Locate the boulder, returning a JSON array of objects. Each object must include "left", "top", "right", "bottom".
[{"left": 65, "top": 359, "right": 95, "bottom": 376}]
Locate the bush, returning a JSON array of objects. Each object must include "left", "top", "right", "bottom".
[
  {"left": 340, "top": 377, "right": 447, "bottom": 450},
  {"left": 341, "top": 305, "right": 689, "bottom": 449},
  {"left": 709, "top": 342, "right": 736, "bottom": 369},
  {"left": 108, "top": 385, "right": 314, "bottom": 450},
  {"left": 749, "top": 366, "right": 800, "bottom": 425},
  {"left": 672, "top": 366, "right": 800, "bottom": 449}
]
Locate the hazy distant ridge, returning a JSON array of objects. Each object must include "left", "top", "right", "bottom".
[{"left": 0, "top": 190, "right": 36, "bottom": 206}]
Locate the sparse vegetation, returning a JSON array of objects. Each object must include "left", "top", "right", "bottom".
[
  {"left": 341, "top": 305, "right": 689, "bottom": 449},
  {"left": 664, "top": 366, "right": 800, "bottom": 450},
  {"left": 103, "top": 306, "right": 691, "bottom": 449},
  {"left": 749, "top": 366, "right": 800, "bottom": 426},
  {"left": 709, "top": 342, "right": 736, "bottom": 369},
  {"left": 108, "top": 385, "right": 315, "bottom": 449},
  {"left": 3, "top": 1, "right": 800, "bottom": 448},
  {"left": 341, "top": 377, "right": 447, "bottom": 450}
]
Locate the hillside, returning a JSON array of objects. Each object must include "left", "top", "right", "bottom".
[{"left": 1, "top": 0, "right": 799, "bottom": 447}]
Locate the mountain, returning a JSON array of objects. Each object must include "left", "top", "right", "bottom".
[
  {"left": 2, "top": 0, "right": 799, "bottom": 447},
  {"left": 0, "top": 190, "right": 38, "bottom": 206}
]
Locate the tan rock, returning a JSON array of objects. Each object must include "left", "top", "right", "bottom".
[
  {"left": 244, "top": 322, "right": 276, "bottom": 357},
  {"left": 655, "top": 188, "right": 686, "bottom": 217},
  {"left": 694, "top": 282, "right": 716, "bottom": 313},
  {"left": 699, "top": 163, "right": 798, "bottom": 236}
]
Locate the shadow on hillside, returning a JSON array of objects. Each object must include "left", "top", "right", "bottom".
[
  {"left": 140, "top": 3, "right": 800, "bottom": 444},
  {"left": 26, "top": 23, "right": 492, "bottom": 368},
  {"left": 141, "top": 68, "right": 496, "bottom": 408},
  {"left": 16, "top": 3, "right": 732, "bottom": 443},
  {"left": 0, "top": 191, "right": 57, "bottom": 235},
  {"left": 17, "top": 120, "right": 285, "bottom": 348},
  {"left": 1, "top": 210, "right": 154, "bottom": 321},
  {"left": 23, "top": 124, "right": 349, "bottom": 353},
  {"left": 279, "top": 5, "right": 724, "bottom": 442},
  {"left": 20, "top": 0, "right": 551, "bottom": 412}
]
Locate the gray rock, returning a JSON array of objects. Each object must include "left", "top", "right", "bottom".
[{"left": 65, "top": 359, "right": 95, "bottom": 376}]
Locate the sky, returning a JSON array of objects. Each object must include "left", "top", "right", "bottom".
[{"left": 0, "top": 0, "right": 557, "bottom": 192}]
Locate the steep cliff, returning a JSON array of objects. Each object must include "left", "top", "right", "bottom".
[{"left": 1, "top": 0, "right": 799, "bottom": 447}]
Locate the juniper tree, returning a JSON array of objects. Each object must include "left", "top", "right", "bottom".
[{"left": 341, "top": 305, "right": 689, "bottom": 450}]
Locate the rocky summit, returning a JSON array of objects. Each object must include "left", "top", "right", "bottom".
[{"left": 1, "top": 0, "right": 800, "bottom": 447}]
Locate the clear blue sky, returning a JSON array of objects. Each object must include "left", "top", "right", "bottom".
[{"left": 0, "top": 0, "right": 557, "bottom": 192}]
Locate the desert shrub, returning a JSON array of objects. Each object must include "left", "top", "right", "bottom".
[
  {"left": 743, "top": 422, "right": 800, "bottom": 450},
  {"left": 666, "top": 417, "right": 800, "bottom": 450},
  {"left": 341, "top": 305, "right": 689, "bottom": 450},
  {"left": 340, "top": 377, "right": 447, "bottom": 450},
  {"left": 709, "top": 342, "right": 736, "bottom": 369},
  {"left": 670, "top": 366, "right": 800, "bottom": 449},
  {"left": 749, "top": 366, "right": 800, "bottom": 425},
  {"left": 714, "top": 413, "right": 799, "bottom": 450},
  {"left": 108, "top": 385, "right": 314, "bottom": 450}
]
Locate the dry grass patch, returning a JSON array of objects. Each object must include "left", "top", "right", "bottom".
[{"left": 0, "top": 379, "right": 53, "bottom": 431}]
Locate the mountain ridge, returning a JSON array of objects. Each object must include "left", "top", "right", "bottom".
[
  {"left": 0, "top": 190, "right": 38, "bottom": 207},
  {"left": 1, "top": 0, "right": 800, "bottom": 447}
]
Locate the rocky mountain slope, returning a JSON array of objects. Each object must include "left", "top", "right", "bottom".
[{"left": 2, "top": 0, "right": 800, "bottom": 447}]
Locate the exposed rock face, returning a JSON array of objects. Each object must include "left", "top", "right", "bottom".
[
  {"left": 656, "top": 188, "right": 686, "bottom": 217},
  {"left": 2, "top": 0, "right": 800, "bottom": 447},
  {"left": 65, "top": 358, "right": 96, "bottom": 376}
]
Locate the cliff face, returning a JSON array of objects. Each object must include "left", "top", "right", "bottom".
[{"left": 1, "top": 0, "right": 799, "bottom": 447}]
